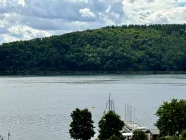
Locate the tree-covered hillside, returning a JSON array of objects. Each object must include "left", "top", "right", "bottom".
[{"left": 0, "top": 24, "right": 186, "bottom": 74}]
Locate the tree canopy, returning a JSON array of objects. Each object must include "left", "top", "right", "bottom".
[
  {"left": 109, "top": 135, "right": 119, "bottom": 140},
  {"left": 132, "top": 130, "right": 147, "bottom": 140},
  {"left": 180, "top": 130, "right": 186, "bottom": 140},
  {"left": 69, "top": 108, "right": 95, "bottom": 140},
  {"left": 118, "top": 135, "right": 125, "bottom": 140},
  {"left": 1, "top": 24, "right": 186, "bottom": 74},
  {"left": 155, "top": 99, "right": 186, "bottom": 137},
  {"left": 98, "top": 111, "right": 124, "bottom": 140}
]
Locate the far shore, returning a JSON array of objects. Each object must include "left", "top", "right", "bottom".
[{"left": 0, "top": 70, "right": 186, "bottom": 76}]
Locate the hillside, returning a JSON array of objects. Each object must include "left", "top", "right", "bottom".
[{"left": 0, "top": 24, "right": 186, "bottom": 74}]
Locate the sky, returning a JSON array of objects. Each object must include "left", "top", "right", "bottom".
[{"left": 0, "top": 0, "right": 186, "bottom": 44}]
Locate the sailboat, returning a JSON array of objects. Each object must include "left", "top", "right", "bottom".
[{"left": 103, "top": 93, "right": 115, "bottom": 114}]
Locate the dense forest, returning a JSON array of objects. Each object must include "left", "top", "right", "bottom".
[{"left": 0, "top": 24, "right": 186, "bottom": 74}]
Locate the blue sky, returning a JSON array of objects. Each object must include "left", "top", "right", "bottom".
[{"left": 0, "top": 0, "right": 186, "bottom": 43}]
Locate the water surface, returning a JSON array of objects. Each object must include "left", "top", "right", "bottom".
[{"left": 0, "top": 74, "right": 186, "bottom": 140}]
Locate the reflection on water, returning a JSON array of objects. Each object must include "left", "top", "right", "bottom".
[{"left": 0, "top": 74, "right": 186, "bottom": 140}]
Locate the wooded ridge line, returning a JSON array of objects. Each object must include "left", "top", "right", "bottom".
[{"left": 0, "top": 24, "right": 186, "bottom": 74}]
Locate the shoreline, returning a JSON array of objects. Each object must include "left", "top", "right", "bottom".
[{"left": 0, "top": 71, "right": 186, "bottom": 76}]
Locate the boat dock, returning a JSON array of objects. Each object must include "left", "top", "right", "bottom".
[
  {"left": 104, "top": 94, "right": 159, "bottom": 140},
  {"left": 122, "top": 103, "right": 159, "bottom": 140},
  {"left": 122, "top": 121, "right": 159, "bottom": 140}
]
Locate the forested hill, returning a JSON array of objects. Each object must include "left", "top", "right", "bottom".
[{"left": 0, "top": 24, "right": 186, "bottom": 74}]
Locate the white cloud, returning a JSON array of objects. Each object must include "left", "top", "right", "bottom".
[
  {"left": 0, "top": 0, "right": 186, "bottom": 43},
  {"left": 122, "top": 0, "right": 186, "bottom": 24},
  {"left": 79, "top": 8, "right": 95, "bottom": 18},
  {"left": 147, "top": 12, "right": 170, "bottom": 24},
  {"left": 0, "top": 0, "right": 7, "bottom": 6},
  {"left": 1, "top": 34, "right": 21, "bottom": 43},
  {"left": 1, "top": 25, "right": 51, "bottom": 43},
  {"left": 70, "top": 0, "right": 89, "bottom": 3},
  {"left": 7, "top": 25, "right": 51, "bottom": 39},
  {"left": 17, "top": 0, "right": 25, "bottom": 6}
]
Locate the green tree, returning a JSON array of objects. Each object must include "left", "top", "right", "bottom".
[
  {"left": 157, "top": 137, "right": 167, "bottom": 140},
  {"left": 181, "top": 130, "right": 186, "bottom": 140},
  {"left": 2, "top": 24, "right": 186, "bottom": 74},
  {"left": 109, "top": 135, "right": 119, "bottom": 140},
  {"left": 132, "top": 130, "right": 147, "bottom": 140},
  {"left": 155, "top": 99, "right": 186, "bottom": 137},
  {"left": 69, "top": 108, "right": 95, "bottom": 140},
  {"left": 118, "top": 135, "right": 125, "bottom": 140},
  {"left": 98, "top": 111, "right": 124, "bottom": 140}
]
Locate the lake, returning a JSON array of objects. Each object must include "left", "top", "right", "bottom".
[{"left": 0, "top": 74, "right": 186, "bottom": 140}]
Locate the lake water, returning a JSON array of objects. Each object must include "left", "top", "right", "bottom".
[{"left": 0, "top": 74, "right": 186, "bottom": 140}]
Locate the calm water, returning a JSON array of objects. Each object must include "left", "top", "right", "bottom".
[{"left": 0, "top": 74, "right": 186, "bottom": 140}]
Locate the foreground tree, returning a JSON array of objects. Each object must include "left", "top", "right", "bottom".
[
  {"left": 181, "top": 130, "right": 186, "bottom": 140},
  {"left": 98, "top": 111, "right": 124, "bottom": 140},
  {"left": 109, "top": 135, "right": 119, "bottom": 140},
  {"left": 155, "top": 99, "right": 186, "bottom": 136},
  {"left": 118, "top": 135, "right": 125, "bottom": 140},
  {"left": 69, "top": 108, "right": 95, "bottom": 140},
  {"left": 132, "top": 130, "right": 147, "bottom": 140}
]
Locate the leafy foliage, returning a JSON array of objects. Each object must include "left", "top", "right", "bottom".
[
  {"left": 1, "top": 24, "right": 186, "bottom": 74},
  {"left": 118, "top": 135, "right": 125, "bottom": 140},
  {"left": 158, "top": 137, "right": 167, "bottom": 140},
  {"left": 155, "top": 99, "right": 186, "bottom": 137},
  {"left": 98, "top": 111, "right": 124, "bottom": 140},
  {"left": 158, "top": 136, "right": 179, "bottom": 140},
  {"left": 69, "top": 108, "right": 95, "bottom": 140},
  {"left": 181, "top": 130, "right": 186, "bottom": 140},
  {"left": 132, "top": 130, "right": 147, "bottom": 140},
  {"left": 109, "top": 135, "right": 119, "bottom": 140}
]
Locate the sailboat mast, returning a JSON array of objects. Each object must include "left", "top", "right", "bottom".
[
  {"left": 109, "top": 93, "right": 111, "bottom": 111},
  {"left": 103, "top": 93, "right": 115, "bottom": 114}
]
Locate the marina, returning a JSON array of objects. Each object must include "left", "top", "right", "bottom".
[{"left": 104, "top": 93, "right": 159, "bottom": 140}]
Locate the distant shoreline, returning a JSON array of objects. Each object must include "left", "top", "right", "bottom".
[{"left": 0, "top": 71, "right": 186, "bottom": 76}]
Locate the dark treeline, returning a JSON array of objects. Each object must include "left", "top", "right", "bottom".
[{"left": 1, "top": 24, "right": 186, "bottom": 74}]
